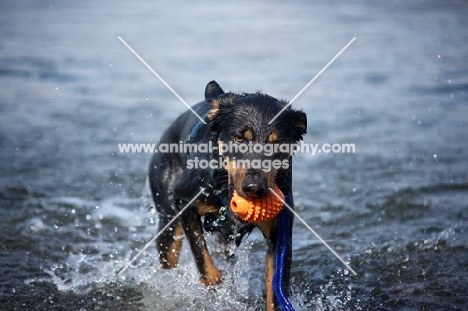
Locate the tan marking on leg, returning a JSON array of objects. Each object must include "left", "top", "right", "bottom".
[
  {"left": 196, "top": 203, "right": 220, "bottom": 215},
  {"left": 257, "top": 218, "right": 276, "bottom": 239},
  {"left": 265, "top": 248, "right": 275, "bottom": 311},
  {"left": 257, "top": 219, "right": 278, "bottom": 310},
  {"left": 161, "top": 222, "right": 184, "bottom": 269},
  {"left": 200, "top": 250, "right": 223, "bottom": 286}
]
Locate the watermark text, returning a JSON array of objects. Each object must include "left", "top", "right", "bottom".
[{"left": 117, "top": 141, "right": 355, "bottom": 156}]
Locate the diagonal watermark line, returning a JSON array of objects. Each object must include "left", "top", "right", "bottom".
[
  {"left": 118, "top": 36, "right": 207, "bottom": 124},
  {"left": 268, "top": 36, "right": 357, "bottom": 125},
  {"left": 116, "top": 188, "right": 206, "bottom": 277},
  {"left": 269, "top": 188, "right": 357, "bottom": 276}
]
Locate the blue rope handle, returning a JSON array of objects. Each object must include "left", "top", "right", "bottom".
[{"left": 273, "top": 195, "right": 295, "bottom": 311}]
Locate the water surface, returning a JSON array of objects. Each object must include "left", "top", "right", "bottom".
[{"left": 1, "top": 0, "right": 467, "bottom": 310}]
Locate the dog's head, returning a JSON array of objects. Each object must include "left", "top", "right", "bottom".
[{"left": 205, "top": 81, "right": 307, "bottom": 200}]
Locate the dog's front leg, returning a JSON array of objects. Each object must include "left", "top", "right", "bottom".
[
  {"left": 180, "top": 206, "right": 222, "bottom": 286},
  {"left": 258, "top": 219, "right": 279, "bottom": 311}
]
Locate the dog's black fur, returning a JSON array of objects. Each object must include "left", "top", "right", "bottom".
[{"left": 149, "top": 81, "right": 306, "bottom": 310}]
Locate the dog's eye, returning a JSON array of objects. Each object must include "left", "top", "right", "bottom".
[{"left": 234, "top": 135, "right": 244, "bottom": 143}]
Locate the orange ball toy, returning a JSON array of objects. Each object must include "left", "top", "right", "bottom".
[{"left": 230, "top": 185, "right": 285, "bottom": 222}]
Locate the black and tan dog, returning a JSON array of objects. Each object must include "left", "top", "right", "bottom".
[{"left": 149, "top": 81, "right": 306, "bottom": 310}]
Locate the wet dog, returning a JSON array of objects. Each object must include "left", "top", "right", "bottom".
[{"left": 149, "top": 81, "right": 306, "bottom": 310}]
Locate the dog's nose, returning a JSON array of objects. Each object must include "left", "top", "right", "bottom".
[{"left": 242, "top": 182, "right": 267, "bottom": 198}]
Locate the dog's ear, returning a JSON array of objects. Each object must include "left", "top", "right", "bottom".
[
  {"left": 293, "top": 110, "right": 307, "bottom": 141},
  {"left": 280, "top": 100, "right": 307, "bottom": 141},
  {"left": 205, "top": 81, "right": 224, "bottom": 100}
]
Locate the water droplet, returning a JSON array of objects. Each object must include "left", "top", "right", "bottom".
[{"left": 109, "top": 63, "right": 113, "bottom": 68}]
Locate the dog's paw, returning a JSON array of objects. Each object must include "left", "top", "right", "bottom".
[{"left": 200, "top": 268, "right": 223, "bottom": 286}]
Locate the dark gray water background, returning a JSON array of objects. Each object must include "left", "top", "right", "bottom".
[{"left": 1, "top": 0, "right": 467, "bottom": 310}]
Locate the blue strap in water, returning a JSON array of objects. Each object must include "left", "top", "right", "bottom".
[{"left": 273, "top": 195, "right": 295, "bottom": 311}]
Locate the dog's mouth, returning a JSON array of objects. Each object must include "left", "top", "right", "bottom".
[
  {"left": 223, "top": 161, "right": 281, "bottom": 222},
  {"left": 228, "top": 184, "right": 284, "bottom": 223}
]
